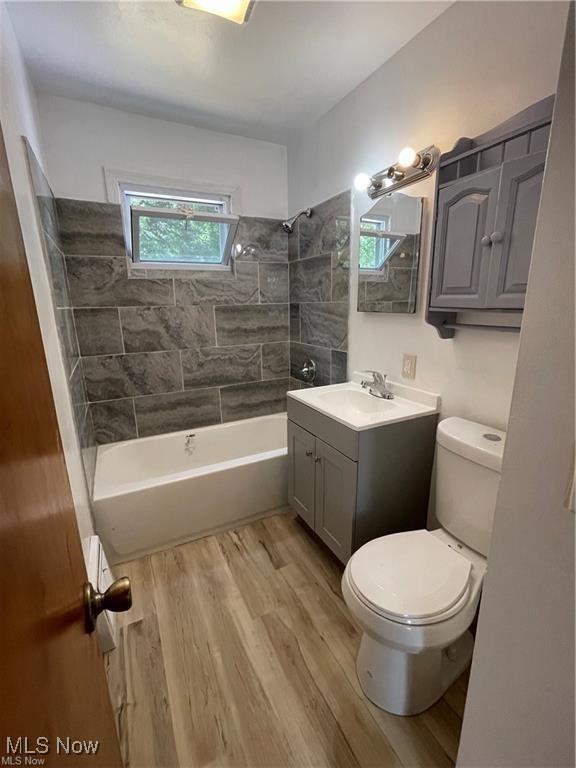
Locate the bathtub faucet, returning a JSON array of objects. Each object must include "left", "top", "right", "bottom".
[{"left": 184, "top": 433, "right": 196, "bottom": 455}]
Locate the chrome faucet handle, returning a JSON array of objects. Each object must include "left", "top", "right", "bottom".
[{"left": 360, "top": 370, "right": 385, "bottom": 385}]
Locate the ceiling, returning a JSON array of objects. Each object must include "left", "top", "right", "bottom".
[{"left": 9, "top": 0, "right": 450, "bottom": 143}]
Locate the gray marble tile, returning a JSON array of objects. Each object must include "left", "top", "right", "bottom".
[
  {"left": 391, "top": 300, "right": 416, "bottom": 313},
  {"left": 55, "top": 307, "right": 79, "bottom": 376},
  {"left": 90, "top": 399, "right": 137, "bottom": 444},
  {"left": 290, "top": 342, "right": 331, "bottom": 387},
  {"left": 120, "top": 306, "right": 215, "bottom": 352},
  {"left": 289, "top": 255, "right": 331, "bottom": 303},
  {"left": 56, "top": 198, "right": 125, "bottom": 256},
  {"left": 215, "top": 304, "right": 289, "bottom": 346},
  {"left": 45, "top": 236, "right": 70, "bottom": 308},
  {"left": 134, "top": 389, "right": 221, "bottom": 437},
  {"left": 259, "top": 263, "right": 289, "bottom": 303},
  {"left": 262, "top": 342, "right": 289, "bottom": 380},
  {"left": 290, "top": 303, "right": 301, "bottom": 342},
  {"left": 331, "top": 350, "right": 348, "bottom": 384},
  {"left": 66, "top": 256, "right": 174, "bottom": 307},
  {"left": 69, "top": 360, "right": 88, "bottom": 411},
  {"left": 182, "top": 345, "right": 261, "bottom": 388},
  {"left": 174, "top": 262, "right": 258, "bottom": 306},
  {"left": 300, "top": 302, "right": 348, "bottom": 351},
  {"left": 220, "top": 379, "right": 289, "bottom": 423},
  {"left": 364, "top": 268, "right": 413, "bottom": 303},
  {"left": 387, "top": 234, "right": 419, "bottom": 268},
  {"left": 299, "top": 191, "right": 351, "bottom": 259},
  {"left": 331, "top": 251, "right": 350, "bottom": 302},
  {"left": 82, "top": 351, "right": 182, "bottom": 402},
  {"left": 233, "top": 217, "right": 288, "bottom": 262},
  {"left": 74, "top": 308, "right": 123, "bottom": 356},
  {"left": 289, "top": 377, "right": 303, "bottom": 390},
  {"left": 359, "top": 300, "right": 393, "bottom": 313},
  {"left": 288, "top": 227, "right": 299, "bottom": 261}
]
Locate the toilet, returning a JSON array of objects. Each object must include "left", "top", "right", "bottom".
[{"left": 342, "top": 416, "right": 505, "bottom": 716}]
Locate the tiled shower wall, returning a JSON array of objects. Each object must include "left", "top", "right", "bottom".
[
  {"left": 288, "top": 191, "right": 350, "bottom": 386},
  {"left": 56, "top": 199, "right": 293, "bottom": 443},
  {"left": 25, "top": 143, "right": 97, "bottom": 494}
]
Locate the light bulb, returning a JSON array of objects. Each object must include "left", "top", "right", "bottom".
[
  {"left": 397, "top": 147, "right": 418, "bottom": 168},
  {"left": 354, "top": 173, "right": 371, "bottom": 191}
]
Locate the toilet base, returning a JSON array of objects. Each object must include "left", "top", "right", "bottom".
[{"left": 356, "top": 630, "right": 474, "bottom": 716}]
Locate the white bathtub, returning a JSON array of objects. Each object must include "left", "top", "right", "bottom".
[{"left": 93, "top": 413, "right": 288, "bottom": 563}]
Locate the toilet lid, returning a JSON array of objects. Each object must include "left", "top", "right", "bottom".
[{"left": 349, "top": 530, "right": 472, "bottom": 622}]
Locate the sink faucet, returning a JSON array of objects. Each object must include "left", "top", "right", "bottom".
[{"left": 360, "top": 370, "right": 394, "bottom": 400}]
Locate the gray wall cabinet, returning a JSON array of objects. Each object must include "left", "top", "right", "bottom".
[
  {"left": 287, "top": 400, "right": 438, "bottom": 563},
  {"left": 427, "top": 96, "right": 553, "bottom": 337}
]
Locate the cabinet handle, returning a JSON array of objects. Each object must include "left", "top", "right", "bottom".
[
  {"left": 315, "top": 456, "right": 322, "bottom": 463},
  {"left": 305, "top": 449, "right": 313, "bottom": 457},
  {"left": 490, "top": 231, "right": 504, "bottom": 243},
  {"left": 481, "top": 235, "right": 492, "bottom": 247}
]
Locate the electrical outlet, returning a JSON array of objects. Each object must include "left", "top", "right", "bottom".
[{"left": 402, "top": 353, "right": 417, "bottom": 380}]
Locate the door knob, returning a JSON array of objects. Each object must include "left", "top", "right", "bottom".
[
  {"left": 83, "top": 576, "right": 132, "bottom": 634},
  {"left": 481, "top": 235, "right": 492, "bottom": 246},
  {"left": 490, "top": 231, "right": 504, "bottom": 243}
]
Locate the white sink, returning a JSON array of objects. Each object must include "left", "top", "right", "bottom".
[{"left": 287, "top": 380, "right": 440, "bottom": 431}]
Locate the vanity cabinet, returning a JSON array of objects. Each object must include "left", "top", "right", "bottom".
[
  {"left": 287, "top": 399, "right": 437, "bottom": 564},
  {"left": 427, "top": 95, "right": 553, "bottom": 337}
]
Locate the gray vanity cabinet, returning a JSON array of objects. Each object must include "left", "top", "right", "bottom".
[
  {"left": 430, "top": 166, "right": 500, "bottom": 309},
  {"left": 485, "top": 152, "right": 546, "bottom": 309},
  {"left": 287, "top": 399, "right": 438, "bottom": 564}
]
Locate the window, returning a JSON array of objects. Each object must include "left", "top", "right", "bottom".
[
  {"left": 120, "top": 183, "right": 239, "bottom": 269},
  {"left": 359, "top": 215, "right": 403, "bottom": 271}
]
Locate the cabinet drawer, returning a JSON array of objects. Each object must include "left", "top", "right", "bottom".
[{"left": 287, "top": 398, "right": 359, "bottom": 460}]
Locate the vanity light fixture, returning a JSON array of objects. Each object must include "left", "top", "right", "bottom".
[
  {"left": 175, "top": 0, "right": 255, "bottom": 25},
  {"left": 365, "top": 145, "right": 441, "bottom": 200},
  {"left": 354, "top": 173, "right": 371, "bottom": 192}
]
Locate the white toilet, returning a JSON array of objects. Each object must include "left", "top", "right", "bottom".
[{"left": 342, "top": 416, "right": 505, "bottom": 716}]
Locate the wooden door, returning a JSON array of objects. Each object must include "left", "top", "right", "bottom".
[
  {"left": 0, "top": 125, "right": 121, "bottom": 766},
  {"left": 314, "top": 438, "right": 356, "bottom": 563},
  {"left": 486, "top": 152, "right": 546, "bottom": 309},
  {"left": 287, "top": 420, "right": 316, "bottom": 528},
  {"left": 430, "top": 166, "right": 500, "bottom": 309}
]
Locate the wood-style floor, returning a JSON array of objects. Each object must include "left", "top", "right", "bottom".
[{"left": 105, "top": 510, "right": 468, "bottom": 768}]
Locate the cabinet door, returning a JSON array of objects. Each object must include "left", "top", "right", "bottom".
[
  {"left": 287, "top": 421, "right": 316, "bottom": 528},
  {"left": 485, "top": 152, "right": 546, "bottom": 309},
  {"left": 430, "top": 166, "right": 500, "bottom": 308},
  {"left": 314, "top": 438, "right": 357, "bottom": 563}
]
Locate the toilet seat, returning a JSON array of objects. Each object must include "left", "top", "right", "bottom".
[{"left": 348, "top": 530, "right": 473, "bottom": 626}]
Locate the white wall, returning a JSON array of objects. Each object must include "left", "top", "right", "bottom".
[
  {"left": 37, "top": 95, "right": 288, "bottom": 218},
  {"left": 287, "top": 1, "right": 568, "bottom": 430},
  {"left": 0, "top": 3, "right": 93, "bottom": 539},
  {"left": 458, "top": 10, "right": 574, "bottom": 763}
]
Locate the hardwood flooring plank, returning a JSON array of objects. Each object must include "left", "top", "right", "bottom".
[
  {"left": 124, "top": 614, "right": 179, "bottom": 768},
  {"left": 419, "top": 699, "right": 463, "bottom": 763}
]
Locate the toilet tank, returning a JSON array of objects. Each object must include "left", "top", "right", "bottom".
[{"left": 435, "top": 417, "right": 505, "bottom": 557}]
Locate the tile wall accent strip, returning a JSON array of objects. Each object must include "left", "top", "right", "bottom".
[
  {"left": 181, "top": 345, "right": 262, "bottom": 389},
  {"left": 134, "top": 388, "right": 221, "bottom": 437}
]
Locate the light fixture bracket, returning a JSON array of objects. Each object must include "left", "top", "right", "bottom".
[{"left": 367, "top": 145, "right": 440, "bottom": 199}]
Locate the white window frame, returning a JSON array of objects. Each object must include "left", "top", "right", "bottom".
[
  {"left": 119, "top": 182, "right": 239, "bottom": 271},
  {"left": 359, "top": 215, "right": 404, "bottom": 273}
]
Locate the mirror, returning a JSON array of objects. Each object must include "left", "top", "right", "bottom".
[{"left": 357, "top": 192, "right": 423, "bottom": 313}]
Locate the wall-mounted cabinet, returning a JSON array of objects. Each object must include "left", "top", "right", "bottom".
[
  {"left": 287, "top": 397, "right": 437, "bottom": 564},
  {"left": 427, "top": 96, "right": 553, "bottom": 338}
]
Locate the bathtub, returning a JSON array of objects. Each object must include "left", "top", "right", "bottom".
[{"left": 93, "top": 413, "right": 288, "bottom": 563}]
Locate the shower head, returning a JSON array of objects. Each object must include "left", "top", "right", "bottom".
[{"left": 282, "top": 207, "right": 312, "bottom": 234}]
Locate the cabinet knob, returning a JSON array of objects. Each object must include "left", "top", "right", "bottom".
[
  {"left": 305, "top": 449, "right": 313, "bottom": 457},
  {"left": 481, "top": 235, "right": 492, "bottom": 247},
  {"left": 491, "top": 231, "right": 504, "bottom": 243},
  {"left": 315, "top": 456, "right": 322, "bottom": 463}
]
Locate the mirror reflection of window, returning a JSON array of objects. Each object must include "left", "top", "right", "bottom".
[{"left": 357, "top": 193, "right": 423, "bottom": 314}]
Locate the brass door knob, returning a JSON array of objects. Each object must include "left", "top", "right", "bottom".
[{"left": 84, "top": 576, "right": 132, "bottom": 634}]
